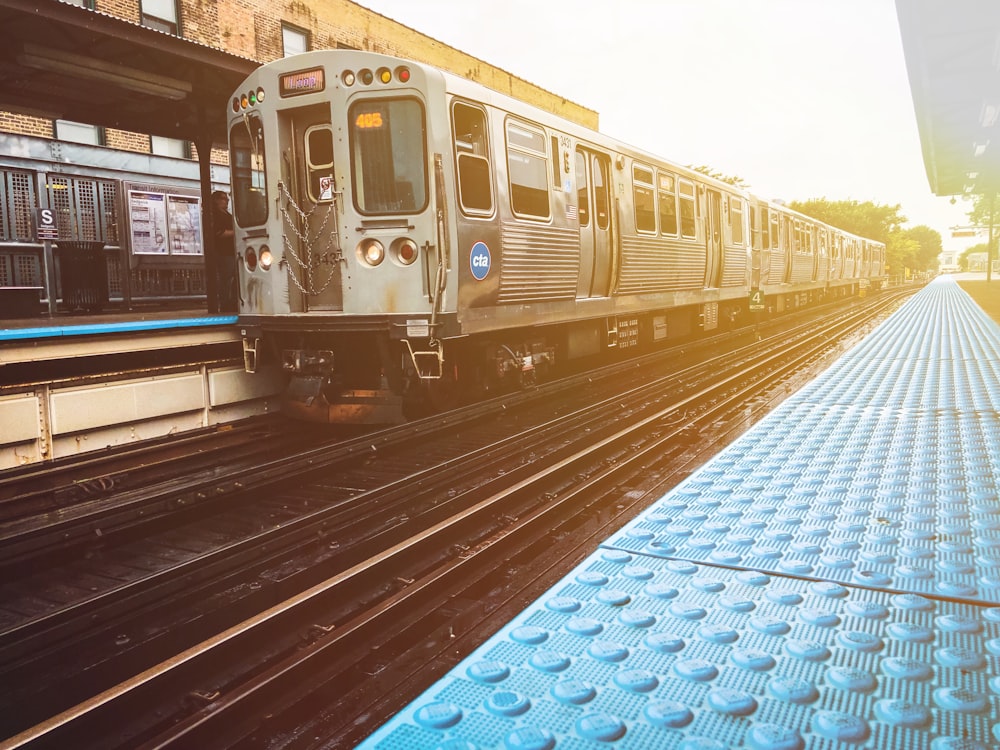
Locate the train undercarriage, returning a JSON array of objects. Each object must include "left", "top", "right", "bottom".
[{"left": 246, "top": 282, "right": 864, "bottom": 424}]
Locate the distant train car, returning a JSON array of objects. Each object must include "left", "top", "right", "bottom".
[{"left": 227, "top": 50, "right": 884, "bottom": 423}]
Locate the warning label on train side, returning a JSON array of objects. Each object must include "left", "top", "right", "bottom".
[{"left": 470, "top": 241, "right": 491, "bottom": 280}]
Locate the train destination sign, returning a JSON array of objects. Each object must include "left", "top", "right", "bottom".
[{"left": 280, "top": 68, "right": 325, "bottom": 97}]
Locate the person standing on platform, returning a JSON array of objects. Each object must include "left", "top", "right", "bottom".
[{"left": 210, "top": 190, "right": 237, "bottom": 312}]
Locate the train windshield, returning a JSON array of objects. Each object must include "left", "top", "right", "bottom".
[
  {"left": 230, "top": 113, "right": 268, "bottom": 227},
  {"left": 349, "top": 98, "right": 427, "bottom": 215}
]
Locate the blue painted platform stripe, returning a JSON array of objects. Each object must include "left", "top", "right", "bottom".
[
  {"left": 0, "top": 316, "right": 239, "bottom": 341},
  {"left": 359, "top": 551, "right": 1000, "bottom": 749},
  {"left": 359, "top": 277, "right": 1000, "bottom": 749}
]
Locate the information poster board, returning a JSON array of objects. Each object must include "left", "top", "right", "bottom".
[{"left": 125, "top": 182, "right": 203, "bottom": 257}]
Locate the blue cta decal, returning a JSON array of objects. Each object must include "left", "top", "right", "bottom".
[{"left": 470, "top": 241, "right": 491, "bottom": 280}]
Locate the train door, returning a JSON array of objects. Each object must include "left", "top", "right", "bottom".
[
  {"left": 705, "top": 188, "right": 724, "bottom": 288},
  {"left": 575, "top": 147, "right": 614, "bottom": 297},
  {"left": 277, "top": 104, "right": 342, "bottom": 311}
]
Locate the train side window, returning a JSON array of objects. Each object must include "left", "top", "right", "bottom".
[
  {"left": 769, "top": 213, "right": 779, "bottom": 250},
  {"left": 679, "top": 180, "right": 696, "bottom": 238},
  {"left": 506, "top": 119, "right": 550, "bottom": 220},
  {"left": 760, "top": 207, "right": 770, "bottom": 248},
  {"left": 452, "top": 101, "right": 493, "bottom": 214},
  {"left": 633, "top": 165, "right": 655, "bottom": 233},
  {"left": 658, "top": 172, "right": 678, "bottom": 236},
  {"left": 576, "top": 150, "right": 589, "bottom": 226},
  {"left": 730, "top": 196, "right": 744, "bottom": 245},
  {"left": 593, "top": 155, "right": 609, "bottom": 230},
  {"left": 304, "top": 125, "right": 334, "bottom": 203}
]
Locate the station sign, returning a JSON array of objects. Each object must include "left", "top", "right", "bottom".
[{"left": 35, "top": 208, "right": 59, "bottom": 241}]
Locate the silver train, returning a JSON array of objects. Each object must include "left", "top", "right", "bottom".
[{"left": 228, "top": 50, "right": 886, "bottom": 422}]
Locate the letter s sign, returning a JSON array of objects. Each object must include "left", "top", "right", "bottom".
[{"left": 469, "top": 241, "right": 491, "bottom": 281}]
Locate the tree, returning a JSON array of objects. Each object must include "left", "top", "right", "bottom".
[
  {"left": 788, "top": 198, "right": 906, "bottom": 242},
  {"left": 689, "top": 165, "right": 748, "bottom": 188},
  {"left": 959, "top": 242, "right": 989, "bottom": 271},
  {"left": 789, "top": 198, "right": 918, "bottom": 274}
]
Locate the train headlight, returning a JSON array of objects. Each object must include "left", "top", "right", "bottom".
[
  {"left": 358, "top": 238, "right": 385, "bottom": 266},
  {"left": 391, "top": 237, "right": 419, "bottom": 266},
  {"left": 342, "top": 70, "right": 356, "bottom": 87},
  {"left": 244, "top": 246, "right": 258, "bottom": 271},
  {"left": 256, "top": 87, "right": 265, "bottom": 103},
  {"left": 259, "top": 245, "right": 273, "bottom": 270}
]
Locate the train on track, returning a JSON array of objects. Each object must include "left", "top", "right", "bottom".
[{"left": 228, "top": 50, "right": 886, "bottom": 423}]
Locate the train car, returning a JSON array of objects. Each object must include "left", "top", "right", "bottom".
[{"left": 227, "top": 50, "right": 883, "bottom": 423}]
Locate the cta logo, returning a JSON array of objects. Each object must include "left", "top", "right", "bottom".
[{"left": 470, "top": 241, "right": 491, "bottom": 280}]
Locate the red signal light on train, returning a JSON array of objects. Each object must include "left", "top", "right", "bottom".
[
  {"left": 232, "top": 97, "right": 240, "bottom": 113},
  {"left": 396, "top": 67, "right": 410, "bottom": 83},
  {"left": 393, "top": 238, "right": 418, "bottom": 265}
]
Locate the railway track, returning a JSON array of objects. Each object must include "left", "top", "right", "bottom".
[{"left": 0, "top": 290, "right": 913, "bottom": 749}]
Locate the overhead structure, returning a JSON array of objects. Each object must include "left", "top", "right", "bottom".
[
  {"left": 897, "top": 0, "right": 1000, "bottom": 196},
  {"left": 0, "top": 0, "right": 257, "bottom": 146}
]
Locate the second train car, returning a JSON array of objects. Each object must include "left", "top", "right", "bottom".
[{"left": 228, "top": 50, "right": 886, "bottom": 422}]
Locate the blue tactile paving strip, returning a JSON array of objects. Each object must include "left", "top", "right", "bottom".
[
  {"left": 358, "top": 278, "right": 1000, "bottom": 749},
  {"left": 358, "top": 551, "right": 1000, "bottom": 749},
  {"left": 602, "top": 278, "right": 1000, "bottom": 605}
]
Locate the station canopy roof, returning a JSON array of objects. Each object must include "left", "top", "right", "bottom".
[
  {"left": 897, "top": 0, "right": 1000, "bottom": 196},
  {"left": 0, "top": 0, "right": 258, "bottom": 147}
]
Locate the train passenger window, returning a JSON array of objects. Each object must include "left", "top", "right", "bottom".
[
  {"left": 730, "top": 196, "right": 744, "bottom": 245},
  {"left": 658, "top": 172, "right": 678, "bottom": 235},
  {"left": 576, "top": 150, "right": 589, "bottom": 226},
  {"left": 452, "top": 102, "right": 493, "bottom": 214},
  {"left": 769, "top": 213, "right": 779, "bottom": 250},
  {"left": 593, "top": 155, "right": 609, "bottom": 230},
  {"left": 633, "top": 165, "right": 655, "bottom": 233},
  {"left": 679, "top": 180, "right": 696, "bottom": 238},
  {"left": 760, "top": 207, "right": 770, "bottom": 248},
  {"left": 229, "top": 113, "right": 268, "bottom": 227},
  {"left": 305, "top": 125, "right": 334, "bottom": 203},
  {"left": 349, "top": 98, "right": 427, "bottom": 215},
  {"left": 506, "top": 120, "right": 550, "bottom": 220}
]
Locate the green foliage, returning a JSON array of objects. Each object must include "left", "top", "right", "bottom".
[
  {"left": 787, "top": 198, "right": 906, "bottom": 242},
  {"left": 788, "top": 198, "right": 944, "bottom": 274},
  {"left": 959, "top": 242, "right": 990, "bottom": 270},
  {"left": 689, "top": 165, "right": 748, "bottom": 188}
]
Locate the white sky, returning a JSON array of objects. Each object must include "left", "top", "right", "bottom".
[{"left": 357, "top": 0, "right": 974, "bottom": 251}]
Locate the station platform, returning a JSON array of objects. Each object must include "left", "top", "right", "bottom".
[
  {"left": 359, "top": 275, "right": 1000, "bottom": 750},
  {"left": 0, "top": 308, "right": 280, "bottom": 469},
  {"left": 0, "top": 308, "right": 238, "bottom": 364}
]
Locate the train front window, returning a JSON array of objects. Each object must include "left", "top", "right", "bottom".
[
  {"left": 230, "top": 113, "right": 268, "bottom": 226},
  {"left": 349, "top": 98, "right": 427, "bottom": 215}
]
